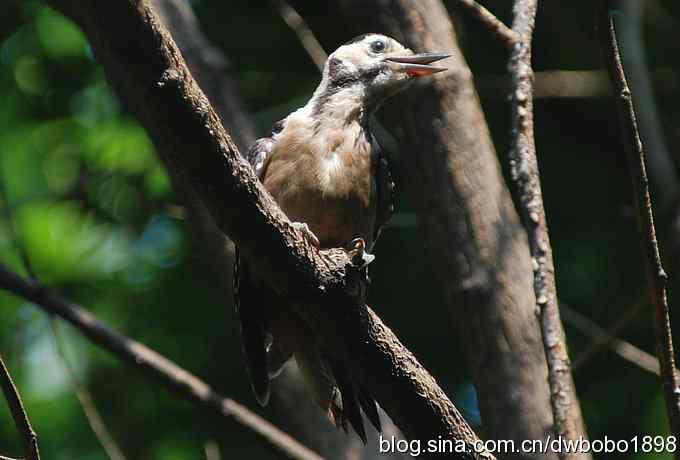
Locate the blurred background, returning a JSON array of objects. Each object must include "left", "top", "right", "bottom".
[{"left": 1, "top": 0, "right": 680, "bottom": 458}]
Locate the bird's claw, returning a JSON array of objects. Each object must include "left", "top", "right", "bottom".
[
  {"left": 347, "top": 238, "right": 375, "bottom": 267},
  {"left": 292, "top": 222, "right": 320, "bottom": 248}
]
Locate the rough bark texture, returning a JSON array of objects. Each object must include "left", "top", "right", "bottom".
[
  {"left": 43, "top": 0, "right": 489, "bottom": 456},
  {"left": 507, "top": 3, "right": 590, "bottom": 458},
  {"left": 151, "top": 2, "right": 406, "bottom": 457},
  {"left": 299, "top": 0, "right": 556, "bottom": 455}
]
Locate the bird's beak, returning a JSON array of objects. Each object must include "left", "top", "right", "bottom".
[{"left": 385, "top": 52, "right": 450, "bottom": 77}]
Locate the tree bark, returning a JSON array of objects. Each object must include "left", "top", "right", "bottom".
[
  {"left": 508, "top": 2, "right": 589, "bottom": 457},
  {"left": 43, "top": 0, "right": 489, "bottom": 456},
  {"left": 151, "top": 2, "right": 407, "bottom": 457},
  {"left": 297, "top": 0, "right": 557, "bottom": 456}
]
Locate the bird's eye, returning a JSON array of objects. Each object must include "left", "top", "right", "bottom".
[{"left": 370, "top": 39, "right": 386, "bottom": 53}]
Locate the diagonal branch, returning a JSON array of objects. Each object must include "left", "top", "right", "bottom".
[
  {"left": 40, "top": 0, "right": 487, "bottom": 455},
  {"left": 303, "top": 0, "right": 559, "bottom": 454},
  {"left": 600, "top": 2, "right": 680, "bottom": 448},
  {"left": 0, "top": 352, "right": 41, "bottom": 460},
  {"left": 570, "top": 298, "right": 645, "bottom": 370},
  {"left": 49, "top": 320, "right": 129, "bottom": 460},
  {"left": 561, "top": 304, "right": 661, "bottom": 376},
  {"left": 0, "top": 263, "right": 323, "bottom": 460},
  {"left": 271, "top": 0, "right": 327, "bottom": 71},
  {"left": 451, "top": 0, "right": 518, "bottom": 48},
  {"left": 508, "top": 1, "right": 589, "bottom": 457}
]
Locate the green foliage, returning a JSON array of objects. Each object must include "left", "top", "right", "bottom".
[{"left": 0, "top": 1, "right": 679, "bottom": 459}]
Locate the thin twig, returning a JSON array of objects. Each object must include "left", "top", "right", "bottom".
[
  {"left": 571, "top": 297, "right": 645, "bottom": 370},
  {"left": 612, "top": 0, "right": 679, "bottom": 206},
  {"left": 600, "top": 2, "right": 680, "bottom": 449},
  {"left": 204, "top": 440, "right": 222, "bottom": 460},
  {"left": 2, "top": 161, "right": 128, "bottom": 460},
  {"left": 508, "top": 1, "right": 589, "bottom": 457},
  {"left": 561, "top": 304, "right": 660, "bottom": 375},
  {"left": 452, "top": 0, "right": 518, "bottom": 48},
  {"left": 0, "top": 264, "right": 323, "bottom": 460},
  {"left": 0, "top": 353, "right": 40, "bottom": 460},
  {"left": 271, "top": 0, "right": 327, "bottom": 71},
  {"left": 49, "top": 320, "right": 128, "bottom": 460}
]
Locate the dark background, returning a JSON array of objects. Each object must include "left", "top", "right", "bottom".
[{"left": 1, "top": 0, "right": 680, "bottom": 458}]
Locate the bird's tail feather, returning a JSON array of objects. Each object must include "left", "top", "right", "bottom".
[
  {"left": 234, "top": 249, "right": 270, "bottom": 406},
  {"left": 296, "top": 346, "right": 381, "bottom": 444}
]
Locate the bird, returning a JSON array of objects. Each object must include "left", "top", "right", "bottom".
[{"left": 233, "top": 33, "right": 448, "bottom": 442}]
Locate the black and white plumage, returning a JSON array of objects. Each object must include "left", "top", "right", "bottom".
[{"left": 233, "top": 33, "right": 448, "bottom": 442}]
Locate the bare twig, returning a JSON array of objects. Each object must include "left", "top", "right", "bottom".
[
  {"left": 3, "top": 153, "right": 129, "bottom": 460},
  {"left": 561, "top": 304, "right": 660, "bottom": 375},
  {"left": 0, "top": 264, "right": 324, "bottom": 460},
  {"left": 508, "top": 1, "right": 589, "bottom": 456},
  {"left": 600, "top": 2, "right": 680, "bottom": 449},
  {"left": 451, "top": 0, "right": 518, "bottom": 48},
  {"left": 204, "top": 440, "right": 222, "bottom": 460},
  {"left": 49, "top": 320, "right": 129, "bottom": 460},
  {"left": 271, "top": 0, "right": 327, "bottom": 71},
  {"left": 0, "top": 353, "right": 40, "bottom": 460},
  {"left": 571, "top": 297, "right": 645, "bottom": 370},
  {"left": 612, "top": 0, "right": 679, "bottom": 206},
  {"left": 41, "top": 0, "right": 488, "bottom": 454}
]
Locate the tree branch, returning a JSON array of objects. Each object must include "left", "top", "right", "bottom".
[
  {"left": 314, "top": 0, "right": 558, "bottom": 455},
  {"left": 600, "top": 2, "right": 680, "bottom": 449},
  {"left": 271, "top": 0, "right": 327, "bottom": 71},
  {"left": 570, "top": 297, "right": 645, "bottom": 370},
  {"left": 561, "top": 304, "right": 661, "bottom": 376},
  {"left": 152, "top": 2, "right": 407, "bottom": 457},
  {"left": 0, "top": 353, "right": 40, "bottom": 460},
  {"left": 40, "top": 0, "right": 487, "bottom": 455},
  {"left": 508, "top": 1, "right": 589, "bottom": 457},
  {"left": 49, "top": 320, "right": 129, "bottom": 460},
  {"left": 0, "top": 264, "right": 323, "bottom": 460},
  {"left": 610, "top": 0, "right": 679, "bottom": 206},
  {"left": 451, "top": 0, "right": 518, "bottom": 48}
]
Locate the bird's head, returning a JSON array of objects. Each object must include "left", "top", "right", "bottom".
[{"left": 316, "top": 34, "right": 449, "bottom": 113}]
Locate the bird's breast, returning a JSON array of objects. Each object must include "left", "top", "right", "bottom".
[{"left": 262, "top": 126, "right": 377, "bottom": 248}]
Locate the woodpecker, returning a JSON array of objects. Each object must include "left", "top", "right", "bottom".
[{"left": 234, "top": 33, "right": 448, "bottom": 441}]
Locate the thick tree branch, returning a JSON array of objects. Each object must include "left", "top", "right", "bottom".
[
  {"left": 152, "top": 2, "right": 407, "bottom": 457},
  {"left": 306, "top": 0, "right": 556, "bottom": 456},
  {"left": 0, "top": 353, "right": 40, "bottom": 460},
  {"left": 0, "top": 264, "right": 323, "bottom": 460},
  {"left": 600, "top": 2, "right": 680, "bottom": 449},
  {"left": 41, "top": 0, "right": 487, "bottom": 455},
  {"left": 508, "top": 2, "right": 589, "bottom": 456}
]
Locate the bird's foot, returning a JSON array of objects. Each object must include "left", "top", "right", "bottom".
[
  {"left": 292, "top": 222, "right": 320, "bottom": 248},
  {"left": 347, "top": 238, "right": 375, "bottom": 267}
]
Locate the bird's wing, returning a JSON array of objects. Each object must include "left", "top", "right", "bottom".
[
  {"left": 372, "top": 135, "right": 395, "bottom": 248},
  {"left": 234, "top": 118, "right": 288, "bottom": 406},
  {"left": 243, "top": 118, "right": 286, "bottom": 179},
  {"left": 236, "top": 119, "right": 382, "bottom": 440}
]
